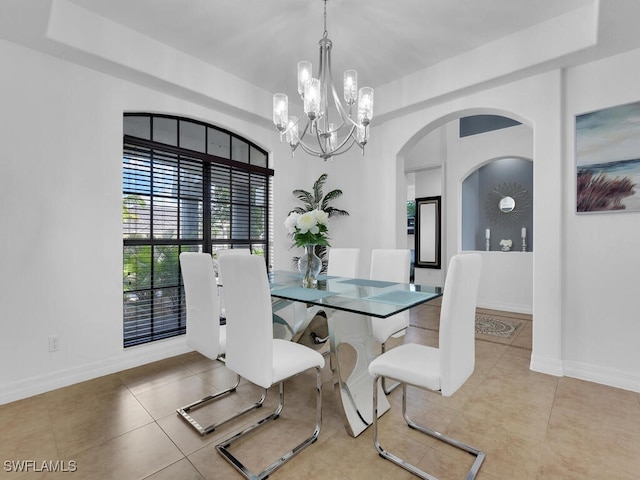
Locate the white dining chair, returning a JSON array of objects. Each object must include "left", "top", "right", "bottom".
[
  {"left": 216, "top": 254, "right": 325, "bottom": 480},
  {"left": 215, "top": 247, "right": 251, "bottom": 320},
  {"left": 369, "top": 253, "right": 485, "bottom": 480},
  {"left": 177, "top": 252, "right": 264, "bottom": 436},
  {"left": 217, "top": 248, "right": 298, "bottom": 340},
  {"left": 369, "top": 248, "right": 411, "bottom": 393},
  {"left": 327, "top": 247, "right": 361, "bottom": 277}
]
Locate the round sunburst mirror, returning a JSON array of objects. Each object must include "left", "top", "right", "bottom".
[{"left": 485, "top": 182, "right": 530, "bottom": 225}]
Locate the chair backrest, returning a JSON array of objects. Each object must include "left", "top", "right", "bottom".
[
  {"left": 370, "top": 249, "right": 411, "bottom": 283},
  {"left": 219, "top": 254, "right": 274, "bottom": 388},
  {"left": 216, "top": 248, "right": 251, "bottom": 317},
  {"left": 216, "top": 248, "right": 251, "bottom": 282},
  {"left": 179, "top": 252, "right": 221, "bottom": 360},
  {"left": 328, "top": 248, "right": 360, "bottom": 277},
  {"left": 438, "top": 253, "right": 482, "bottom": 396},
  {"left": 369, "top": 249, "right": 412, "bottom": 341}
]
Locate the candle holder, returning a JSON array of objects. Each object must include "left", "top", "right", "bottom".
[
  {"left": 521, "top": 238, "right": 527, "bottom": 252},
  {"left": 486, "top": 238, "right": 490, "bottom": 251}
]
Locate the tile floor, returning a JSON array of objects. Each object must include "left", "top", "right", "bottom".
[{"left": 2, "top": 303, "right": 640, "bottom": 479}]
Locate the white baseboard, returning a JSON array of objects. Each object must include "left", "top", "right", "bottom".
[
  {"left": 6, "top": 338, "right": 638, "bottom": 408},
  {"left": 530, "top": 355, "right": 640, "bottom": 393},
  {"left": 0, "top": 337, "right": 192, "bottom": 405},
  {"left": 530, "top": 354, "right": 564, "bottom": 377},
  {"left": 477, "top": 300, "right": 532, "bottom": 315},
  {"left": 562, "top": 359, "right": 640, "bottom": 393}
]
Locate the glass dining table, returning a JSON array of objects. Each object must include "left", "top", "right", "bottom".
[{"left": 269, "top": 270, "right": 443, "bottom": 437}]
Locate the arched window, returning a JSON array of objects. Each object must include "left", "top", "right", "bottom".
[{"left": 122, "top": 114, "right": 273, "bottom": 347}]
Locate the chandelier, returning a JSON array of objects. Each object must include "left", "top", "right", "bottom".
[{"left": 272, "top": 0, "right": 374, "bottom": 161}]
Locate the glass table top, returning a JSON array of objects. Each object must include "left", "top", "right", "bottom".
[{"left": 269, "top": 270, "right": 443, "bottom": 318}]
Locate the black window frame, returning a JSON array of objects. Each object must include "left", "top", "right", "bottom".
[{"left": 122, "top": 113, "right": 273, "bottom": 348}]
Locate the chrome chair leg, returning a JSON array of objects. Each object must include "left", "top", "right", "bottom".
[
  {"left": 176, "top": 374, "right": 266, "bottom": 436},
  {"left": 373, "top": 376, "right": 486, "bottom": 480},
  {"left": 380, "top": 342, "right": 401, "bottom": 395},
  {"left": 216, "top": 367, "right": 323, "bottom": 480}
]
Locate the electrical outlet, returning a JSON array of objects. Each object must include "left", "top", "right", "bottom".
[{"left": 48, "top": 335, "right": 60, "bottom": 352}]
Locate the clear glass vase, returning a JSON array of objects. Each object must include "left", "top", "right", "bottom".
[{"left": 298, "top": 244, "right": 322, "bottom": 288}]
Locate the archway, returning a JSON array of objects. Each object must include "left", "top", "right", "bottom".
[
  {"left": 371, "top": 73, "right": 565, "bottom": 378},
  {"left": 398, "top": 108, "right": 535, "bottom": 349}
]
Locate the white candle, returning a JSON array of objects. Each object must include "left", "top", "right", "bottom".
[
  {"left": 485, "top": 228, "right": 490, "bottom": 239},
  {"left": 521, "top": 227, "right": 526, "bottom": 238}
]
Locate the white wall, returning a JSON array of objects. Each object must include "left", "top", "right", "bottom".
[
  {"left": 562, "top": 48, "right": 640, "bottom": 390},
  {"left": 405, "top": 126, "right": 447, "bottom": 172},
  {"left": 475, "top": 252, "right": 533, "bottom": 314},
  {"left": 405, "top": 127, "right": 445, "bottom": 285},
  {"left": 274, "top": 152, "right": 363, "bottom": 274},
  {"left": 0, "top": 39, "right": 274, "bottom": 403},
  {"left": 0, "top": 39, "right": 366, "bottom": 404}
]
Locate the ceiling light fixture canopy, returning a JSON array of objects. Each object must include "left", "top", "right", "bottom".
[{"left": 272, "top": 0, "right": 374, "bottom": 161}]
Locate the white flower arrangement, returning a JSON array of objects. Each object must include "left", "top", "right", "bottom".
[{"left": 284, "top": 209, "right": 330, "bottom": 247}]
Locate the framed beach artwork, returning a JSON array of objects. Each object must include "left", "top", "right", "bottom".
[{"left": 576, "top": 101, "right": 640, "bottom": 213}]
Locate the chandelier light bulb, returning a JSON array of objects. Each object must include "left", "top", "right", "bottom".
[
  {"left": 343, "top": 70, "right": 357, "bottom": 106},
  {"left": 297, "top": 61, "right": 312, "bottom": 97},
  {"left": 272, "top": 93, "right": 288, "bottom": 131},
  {"left": 357, "top": 87, "right": 374, "bottom": 125},
  {"left": 286, "top": 116, "right": 299, "bottom": 146},
  {"left": 304, "top": 78, "right": 321, "bottom": 120}
]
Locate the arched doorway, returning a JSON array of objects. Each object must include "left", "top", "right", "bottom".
[{"left": 399, "top": 109, "right": 534, "bottom": 350}]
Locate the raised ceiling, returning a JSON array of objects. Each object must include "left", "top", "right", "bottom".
[
  {"left": 63, "top": 0, "right": 591, "bottom": 94},
  {"left": 2, "top": 0, "right": 640, "bottom": 122}
]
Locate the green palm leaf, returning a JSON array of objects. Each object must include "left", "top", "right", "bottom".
[
  {"left": 292, "top": 189, "right": 315, "bottom": 209},
  {"left": 324, "top": 206, "right": 350, "bottom": 217},
  {"left": 321, "top": 189, "right": 346, "bottom": 212},
  {"left": 312, "top": 173, "right": 328, "bottom": 205}
]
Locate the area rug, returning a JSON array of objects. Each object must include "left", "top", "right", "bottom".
[{"left": 475, "top": 314, "right": 524, "bottom": 338}]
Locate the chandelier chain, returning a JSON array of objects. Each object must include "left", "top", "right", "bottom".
[{"left": 323, "top": 0, "right": 328, "bottom": 39}]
